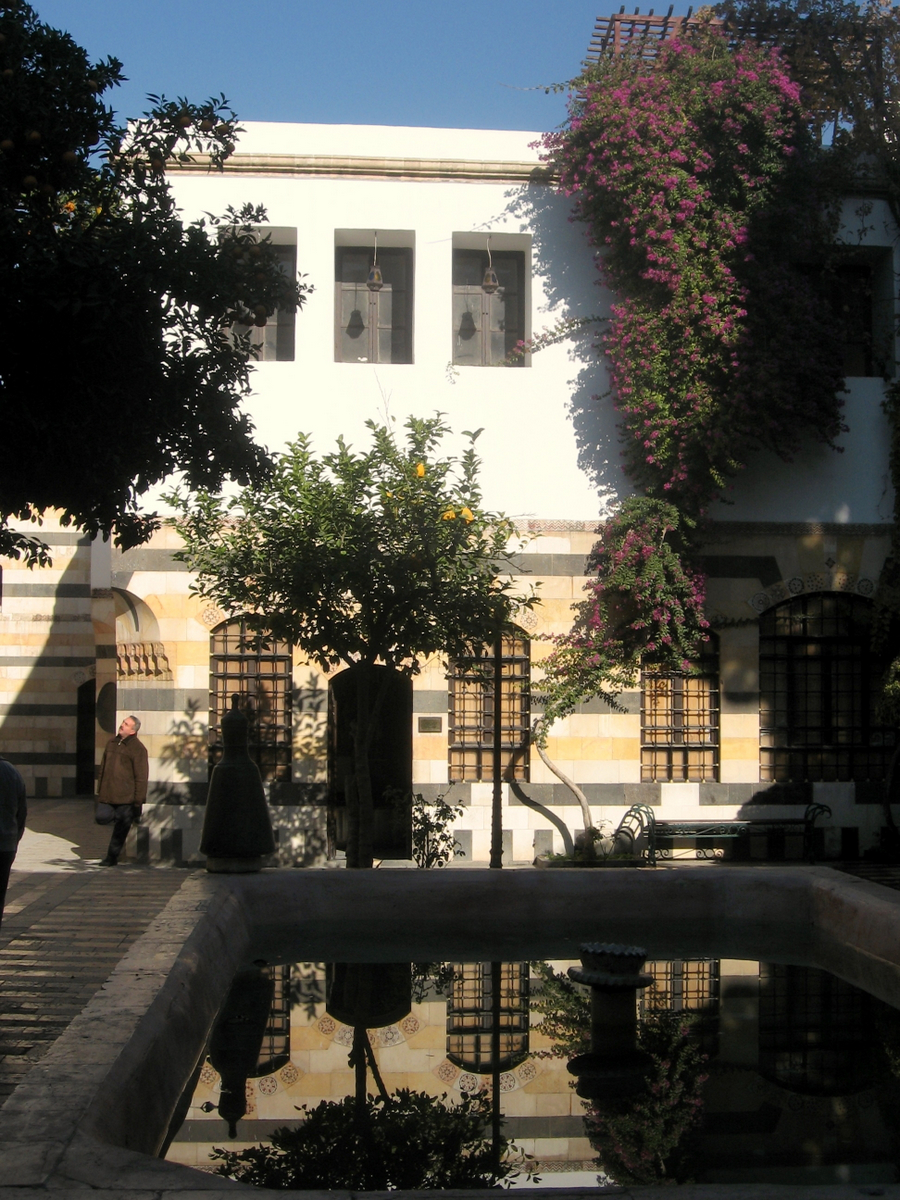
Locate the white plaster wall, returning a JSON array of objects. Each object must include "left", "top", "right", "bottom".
[
  {"left": 716, "top": 194, "right": 898, "bottom": 526},
  {"left": 715, "top": 380, "right": 894, "bottom": 524},
  {"left": 168, "top": 121, "right": 895, "bottom": 527},
  {"left": 166, "top": 122, "right": 621, "bottom": 522}
]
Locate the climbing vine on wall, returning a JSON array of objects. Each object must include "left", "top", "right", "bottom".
[
  {"left": 538, "top": 499, "right": 708, "bottom": 725},
  {"left": 537, "top": 23, "right": 848, "bottom": 711}
]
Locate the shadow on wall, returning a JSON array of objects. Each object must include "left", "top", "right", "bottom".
[
  {"left": 147, "top": 687, "right": 330, "bottom": 866},
  {"left": 504, "top": 179, "right": 629, "bottom": 513},
  {"left": 0, "top": 535, "right": 98, "bottom": 799},
  {"left": 137, "top": 792, "right": 328, "bottom": 867},
  {"left": 291, "top": 670, "right": 328, "bottom": 799},
  {"left": 152, "top": 699, "right": 208, "bottom": 804}
]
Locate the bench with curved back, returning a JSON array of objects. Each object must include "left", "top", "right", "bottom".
[{"left": 613, "top": 802, "right": 832, "bottom": 866}]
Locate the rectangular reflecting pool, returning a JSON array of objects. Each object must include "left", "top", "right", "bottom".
[
  {"left": 8, "top": 866, "right": 900, "bottom": 1199},
  {"left": 166, "top": 951, "right": 900, "bottom": 1189}
]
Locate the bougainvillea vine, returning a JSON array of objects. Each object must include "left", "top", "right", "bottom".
[
  {"left": 542, "top": 25, "right": 845, "bottom": 514},
  {"left": 538, "top": 499, "right": 708, "bottom": 726},
  {"left": 537, "top": 25, "right": 847, "bottom": 716}
]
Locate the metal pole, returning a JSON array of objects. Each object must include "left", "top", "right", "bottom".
[
  {"left": 490, "top": 628, "right": 503, "bottom": 869},
  {"left": 490, "top": 960, "right": 502, "bottom": 1178}
]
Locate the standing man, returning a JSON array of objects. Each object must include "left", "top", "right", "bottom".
[
  {"left": 96, "top": 715, "right": 148, "bottom": 867},
  {"left": 0, "top": 755, "right": 27, "bottom": 929}
]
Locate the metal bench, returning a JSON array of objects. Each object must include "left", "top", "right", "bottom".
[{"left": 614, "top": 802, "right": 832, "bottom": 866}]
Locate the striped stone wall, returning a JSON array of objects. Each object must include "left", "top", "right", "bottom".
[{"left": 0, "top": 522, "right": 96, "bottom": 797}]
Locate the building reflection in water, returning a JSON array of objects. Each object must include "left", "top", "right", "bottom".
[{"left": 166, "top": 957, "right": 899, "bottom": 1186}]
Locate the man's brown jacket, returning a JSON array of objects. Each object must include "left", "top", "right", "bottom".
[{"left": 97, "top": 735, "right": 148, "bottom": 808}]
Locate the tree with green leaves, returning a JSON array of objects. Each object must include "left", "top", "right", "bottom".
[
  {"left": 168, "top": 415, "right": 529, "bottom": 868},
  {"left": 0, "top": 0, "right": 309, "bottom": 564}
]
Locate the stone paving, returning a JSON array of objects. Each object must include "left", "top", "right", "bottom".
[
  {"left": 837, "top": 861, "right": 900, "bottom": 891},
  {"left": 0, "top": 800, "right": 186, "bottom": 1107}
]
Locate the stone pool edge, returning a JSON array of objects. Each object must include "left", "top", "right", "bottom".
[{"left": 0, "top": 865, "right": 899, "bottom": 1200}]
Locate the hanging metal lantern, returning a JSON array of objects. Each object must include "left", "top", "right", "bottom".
[
  {"left": 482, "top": 235, "right": 499, "bottom": 294},
  {"left": 366, "top": 231, "right": 384, "bottom": 292}
]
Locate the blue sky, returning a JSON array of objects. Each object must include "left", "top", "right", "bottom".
[{"left": 30, "top": 0, "right": 631, "bottom": 133}]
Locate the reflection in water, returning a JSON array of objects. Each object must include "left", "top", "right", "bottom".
[
  {"left": 447, "top": 962, "right": 529, "bottom": 1073},
  {"left": 759, "top": 962, "right": 877, "bottom": 1095},
  {"left": 210, "top": 961, "right": 535, "bottom": 1189},
  {"left": 207, "top": 967, "right": 275, "bottom": 1137},
  {"left": 167, "top": 956, "right": 900, "bottom": 1188}
]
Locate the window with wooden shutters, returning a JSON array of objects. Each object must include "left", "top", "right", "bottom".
[
  {"left": 824, "top": 252, "right": 894, "bottom": 379},
  {"left": 335, "top": 246, "right": 413, "bottom": 364},
  {"left": 209, "top": 618, "right": 292, "bottom": 782},
  {"left": 233, "top": 242, "right": 297, "bottom": 362},
  {"left": 452, "top": 249, "right": 525, "bottom": 367}
]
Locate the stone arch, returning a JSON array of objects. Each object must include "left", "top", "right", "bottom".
[
  {"left": 112, "top": 588, "right": 172, "bottom": 682},
  {"left": 758, "top": 590, "right": 892, "bottom": 783},
  {"left": 747, "top": 571, "right": 876, "bottom": 617}
]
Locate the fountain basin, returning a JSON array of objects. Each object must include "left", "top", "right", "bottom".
[{"left": 2, "top": 865, "right": 900, "bottom": 1198}]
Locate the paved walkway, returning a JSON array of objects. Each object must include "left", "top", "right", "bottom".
[{"left": 0, "top": 800, "right": 186, "bottom": 1106}]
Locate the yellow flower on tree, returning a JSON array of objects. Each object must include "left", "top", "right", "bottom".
[
  {"left": 416, "top": 462, "right": 425, "bottom": 477},
  {"left": 460, "top": 507, "right": 474, "bottom": 523},
  {"left": 442, "top": 508, "right": 456, "bottom": 520}
]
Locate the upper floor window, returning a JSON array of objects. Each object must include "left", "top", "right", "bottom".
[
  {"left": 448, "top": 633, "right": 530, "bottom": 782},
  {"left": 824, "top": 251, "right": 894, "bottom": 378},
  {"left": 335, "top": 243, "right": 413, "bottom": 364},
  {"left": 641, "top": 636, "right": 719, "bottom": 782},
  {"left": 452, "top": 248, "right": 526, "bottom": 367},
  {"left": 232, "top": 233, "right": 297, "bottom": 362},
  {"left": 759, "top": 593, "right": 893, "bottom": 783}
]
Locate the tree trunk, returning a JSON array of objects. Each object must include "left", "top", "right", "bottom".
[
  {"left": 880, "top": 740, "right": 900, "bottom": 858},
  {"left": 532, "top": 718, "right": 596, "bottom": 854},
  {"left": 353, "top": 664, "right": 375, "bottom": 869},
  {"left": 352, "top": 1024, "right": 368, "bottom": 1119},
  {"left": 345, "top": 771, "right": 360, "bottom": 869},
  {"left": 348, "top": 663, "right": 395, "bottom": 869}
]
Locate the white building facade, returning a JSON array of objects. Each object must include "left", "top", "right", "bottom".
[{"left": 1, "top": 120, "right": 896, "bottom": 864}]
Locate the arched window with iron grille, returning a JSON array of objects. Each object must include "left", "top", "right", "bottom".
[
  {"left": 209, "top": 618, "right": 292, "bottom": 782},
  {"left": 640, "top": 958, "right": 721, "bottom": 1058},
  {"left": 253, "top": 963, "right": 292, "bottom": 1078},
  {"left": 758, "top": 963, "right": 879, "bottom": 1095},
  {"left": 759, "top": 594, "right": 892, "bottom": 782},
  {"left": 448, "top": 634, "right": 530, "bottom": 783},
  {"left": 641, "top": 635, "right": 719, "bottom": 782}
]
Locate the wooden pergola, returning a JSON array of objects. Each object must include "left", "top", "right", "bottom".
[{"left": 585, "top": 6, "right": 721, "bottom": 62}]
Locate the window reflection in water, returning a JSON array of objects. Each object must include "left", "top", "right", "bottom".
[{"left": 166, "top": 957, "right": 900, "bottom": 1188}]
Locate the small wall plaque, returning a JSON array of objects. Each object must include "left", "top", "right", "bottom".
[{"left": 417, "top": 716, "right": 443, "bottom": 733}]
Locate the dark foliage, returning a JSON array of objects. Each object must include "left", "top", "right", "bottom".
[
  {"left": 0, "top": 0, "right": 309, "bottom": 562},
  {"left": 211, "top": 1088, "right": 533, "bottom": 1190}
]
